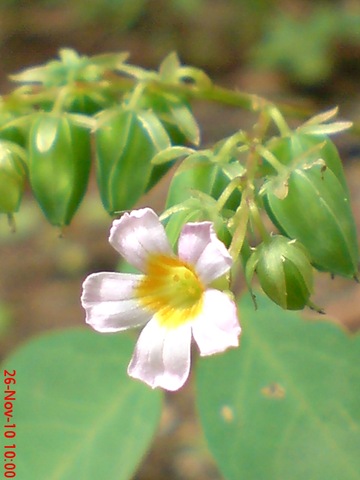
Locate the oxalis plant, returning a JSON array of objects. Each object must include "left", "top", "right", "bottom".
[{"left": 1, "top": 49, "right": 360, "bottom": 480}]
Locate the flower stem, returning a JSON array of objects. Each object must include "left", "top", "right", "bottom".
[
  {"left": 229, "top": 196, "right": 249, "bottom": 261},
  {"left": 267, "top": 105, "right": 291, "bottom": 136},
  {"left": 256, "top": 144, "right": 287, "bottom": 174},
  {"left": 52, "top": 86, "right": 70, "bottom": 114},
  {"left": 216, "top": 177, "right": 243, "bottom": 212},
  {"left": 248, "top": 200, "right": 270, "bottom": 242},
  {"left": 126, "top": 82, "right": 147, "bottom": 110}
]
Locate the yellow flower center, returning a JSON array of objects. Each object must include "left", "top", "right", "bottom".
[{"left": 135, "top": 254, "right": 205, "bottom": 329}]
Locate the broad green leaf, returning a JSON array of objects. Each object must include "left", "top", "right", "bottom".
[
  {"left": 197, "top": 293, "right": 360, "bottom": 480},
  {"left": 2, "top": 328, "right": 163, "bottom": 480}
]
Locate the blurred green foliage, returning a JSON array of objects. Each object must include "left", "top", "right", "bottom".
[
  {"left": 2, "top": 329, "right": 163, "bottom": 480},
  {"left": 197, "top": 293, "right": 360, "bottom": 480},
  {"left": 1, "top": 0, "right": 359, "bottom": 85},
  {"left": 253, "top": 6, "right": 360, "bottom": 85}
]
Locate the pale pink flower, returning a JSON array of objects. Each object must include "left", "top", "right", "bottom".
[{"left": 81, "top": 208, "right": 240, "bottom": 391}]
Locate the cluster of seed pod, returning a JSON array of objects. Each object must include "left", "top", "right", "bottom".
[{"left": 247, "top": 133, "right": 359, "bottom": 311}]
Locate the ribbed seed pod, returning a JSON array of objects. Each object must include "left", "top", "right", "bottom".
[
  {"left": 166, "top": 159, "right": 241, "bottom": 212},
  {"left": 29, "top": 113, "right": 91, "bottom": 226},
  {"left": 95, "top": 107, "right": 170, "bottom": 215},
  {"left": 165, "top": 158, "right": 241, "bottom": 246},
  {"left": 265, "top": 133, "right": 348, "bottom": 191},
  {"left": 263, "top": 163, "right": 358, "bottom": 278},
  {"left": 0, "top": 140, "right": 26, "bottom": 214},
  {"left": 246, "top": 235, "right": 314, "bottom": 310}
]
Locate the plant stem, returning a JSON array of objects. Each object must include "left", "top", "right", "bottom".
[
  {"left": 216, "top": 177, "right": 243, "bottom": 212},
  {"left": 4, "top": 73, "right": 360, "bottom": 135}
]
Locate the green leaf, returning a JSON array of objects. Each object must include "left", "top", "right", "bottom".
[
  {"left": 197, "top": 293, "right": 360, "bottom": 480},
  {"left": 2, "top": 328, "right": 163, "bottom": 480}
]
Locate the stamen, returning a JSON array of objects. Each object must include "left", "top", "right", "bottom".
[{"left": 135, "top": 254, "right": 205, "bottom": 329}]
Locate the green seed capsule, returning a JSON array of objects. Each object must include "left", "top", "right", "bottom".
[
  {"left": 68, "top": 92, "right": 107, "bottom": 116},
  {"left": 0, "top": 125, "right": 26, "bottom": 148},
  {"left": 95, "top": 108, "right": 163, "bottom": 215},
  {"left": 165, "top": 159, "right": 241, "bottom": 246},
  {"left": 164, "top": 197, "right": 231, "bottom": 249},
  {"left": 263, "top": 163, "right": 359, "bottom": 278},
  {"left": 265, "top": 133, "right": 348, "bottom": 191},
  {"left": 0, "top": 140, "right": 26, "bottom": 214},
  {"left": 166, "top": 159, "right": 241, "bottom": 212},
  {"left": 139, "top": 92, "right": 189, "bottom": 145},
  {"left": 246, "top": 235, "right": 314, "bottom": 310},
  {"left": 29, "top": 113, "right": 91, "bottom": 226}
]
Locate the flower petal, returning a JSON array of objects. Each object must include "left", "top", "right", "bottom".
[
  {"left": 109, "top": 208, "right": 172, "bottom": 272},
  {"left": 178, "top": 222, "right": 232, "bottom": 284},
  {"left": 192, "top": 289, "right": 240, "bottom": 356},
  {"left": 81, "top": 272, "right": 151, "bottom": 332},
  {"left": 128, "top": 319, "right": 192, "bottom": 391}
]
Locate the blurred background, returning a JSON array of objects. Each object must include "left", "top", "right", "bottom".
[
  {"left": 0, "top": 1, "right": 359, "bottom": 479},
  {"left": 1, "top": 0, "right": 360, "bottom": 94}
]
